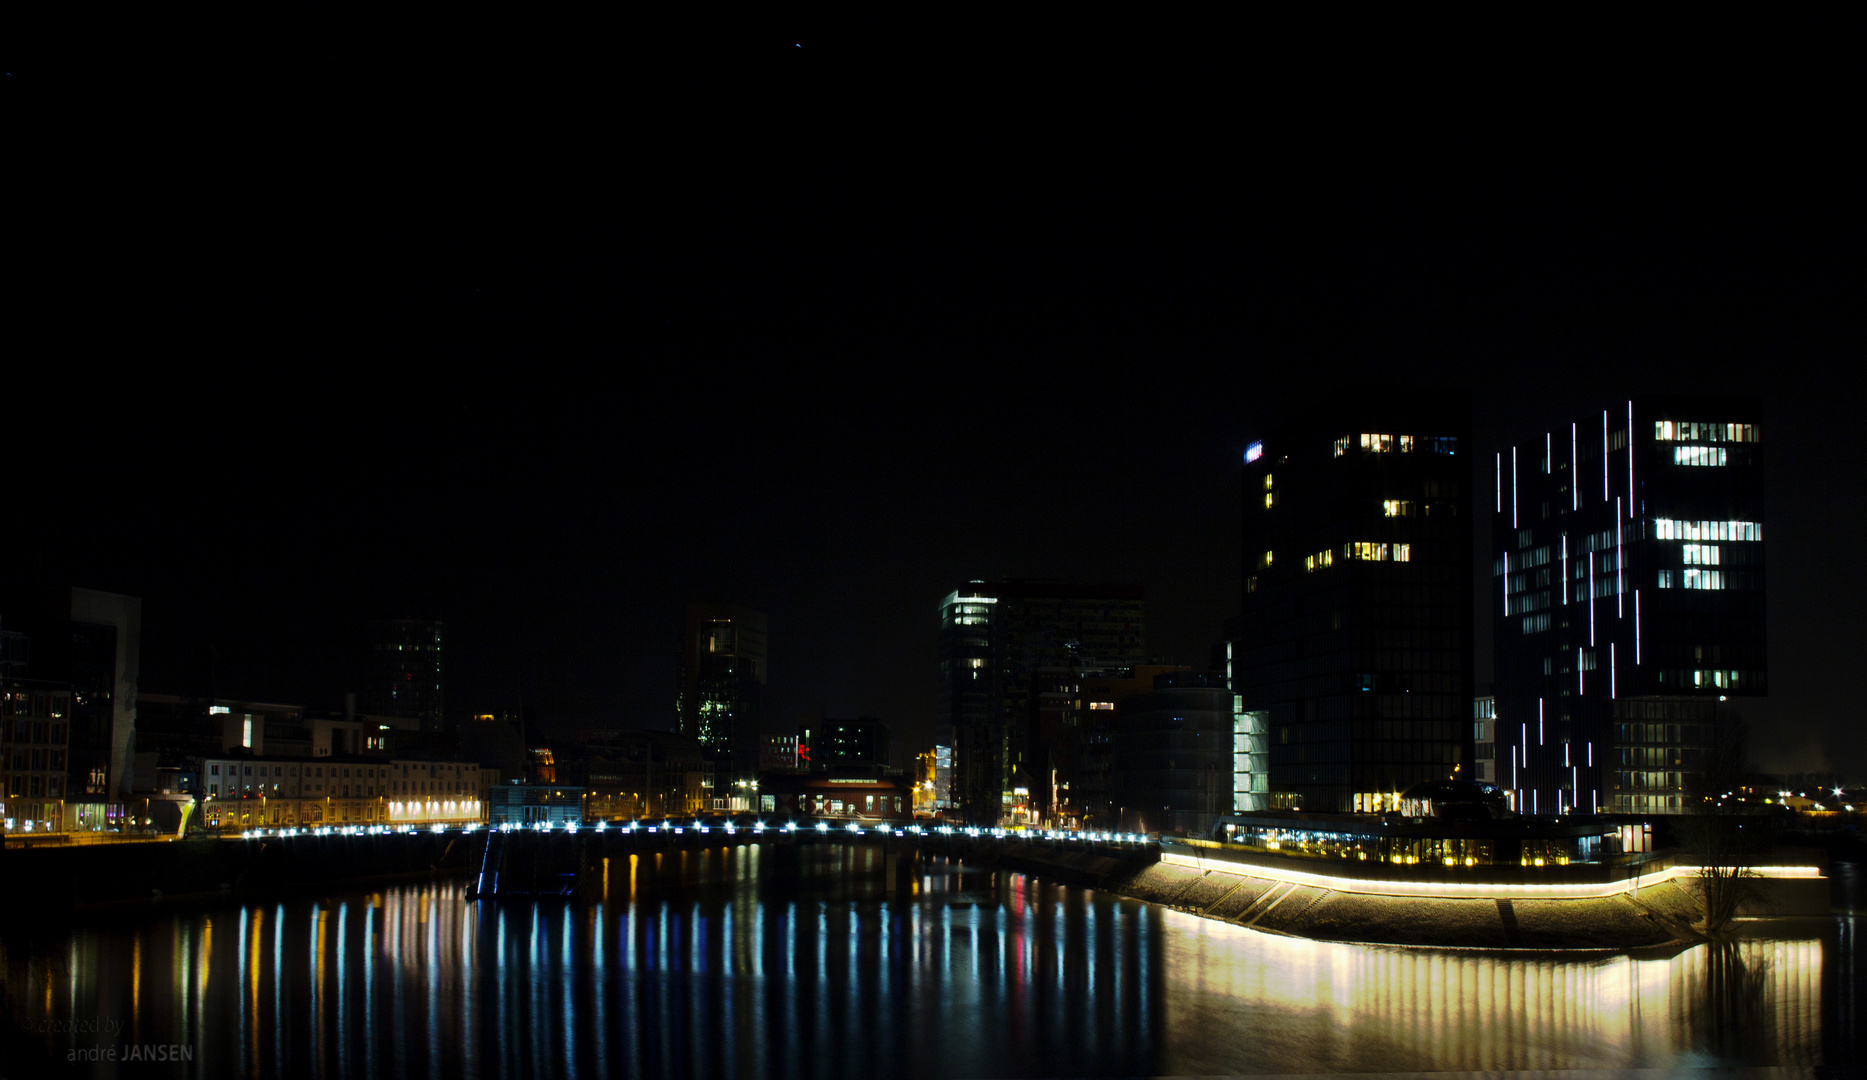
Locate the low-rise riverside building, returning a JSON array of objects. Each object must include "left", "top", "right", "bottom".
[
  {"left": 197, "top": 754, "right": 497, "bottom": 831},
  {"left": 758, "top": 768, "right": 912, "bottom": 822},
  {"left": 485, "top": 783, "right": 584, "bottom": 827}
]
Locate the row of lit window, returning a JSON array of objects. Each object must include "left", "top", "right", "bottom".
[
  {"left": 1305, "top": 543, "right": 1413, "bottom": 573},
  {"left": 1654, "top": 421, "right": 1759, "bottom": 444},
  {"left": 1683, "top": 543, "right": 1720, "bottom": 566},
  {"left": 1653, "top": 518, "right": 1762, "bottom": 542},
  {"left": 1658, "top": 568, "right": 1728, "bottom": 589},
  {"left": 1333, "top": 434, "right": 1459, "bottom": 457},
  {"left": 1674, "top": 446, "right": 1727, "bottom": 467}
]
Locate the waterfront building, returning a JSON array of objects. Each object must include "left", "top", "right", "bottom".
[
  {"left": 1111, "top": 670, "right": 1234, "bottom": 837},
  {"left": 760, "top": 733, "right": 799, "bottom": 773},
  {"left": 197, "top": 753, "right": 496, "bottom": 831},
  {"left": 1491, "top": 397, "right": 1766, "bottom": 815},
  {"left": 676, "top": 604, "right": 766, "bottom": 809},
  {"left": 0, "top": 678, "right": 72, "bottom": 834},
  {"left": 485, "top": 783, "right": 584, "bottom": 827},
  {"left": 1473, "top": 694, "right": 1497, "bottom": 784},
  {"left": 937, "top": 580, "right": 1146, "bottom": 825},
  {"left": 572, "top": 728, "right": 704, "bottom": 819},
  {"left": 912, "top": 744, "right": 955, "bottom": 814},
  {"left": 1234, "top": 389, "right": 1474, "bottom": 814},
  {"left": 0, "top": 588, "right": 142, "bottom": 827},
  {"left": 799, "top": 714, "right": 891, "bottom": 769},
  {"left": 758, "top": 766, "right": 912, "bottom": 822},
  {"left": 1032, "top": 663, "right": 1184, "bottom": 827},
  {"left": 362, "top": 619, "right": 446, "bottom": 732}
]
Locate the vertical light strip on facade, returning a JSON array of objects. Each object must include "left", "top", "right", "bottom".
[
  {"left": 1588, "top": 553, "right": 1595, "bottom": 645},
  {"left": 1602, "top": 410, "right": 1610, "bottom": 502},
  {"left": 1577, "top": 646, "right": 1585, "bottom": 696},
  {"left": 1502, "top": 551, "right": 1510, "bottom": 617},
  {"left": 1626, "top": 401, "right": 1635, "bottom": 517},
  {"left": 1560, "top": 535, "right": 1567, "bottom": 606},
  {"left": 1610, "top": 643, "right": 1616, "bottom": 698},
  {"left": 1545, "top": 432, "right": 1552, "bottom": 474},
  {"left": 1537, "top": 700, "right": 1543, "bottom": 745},
  {"left": 1634, "top": 590, "right": 1641, "bottom": 664},
  {"left": 1511, "top": 446, "right": 1518, "bottom": 528},
  {"left": 1615, "top": 501, "right": 1624, "bottom": 617},
  {"left": 1571, "top": 424, "right": 1579, "bottom": 510},
  {"left": 1495, "top": 453, "right": 1502, "bottom": 513}
]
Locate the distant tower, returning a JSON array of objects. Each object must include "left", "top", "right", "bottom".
[
  {"left": 363, "top": 619, "right": 445, "bottom": 732},
  {"left": 1492, "top": 398, "right": 1766, "bottom": 815},
  {"left": 676, "top": 605, "right": 766, "bottom": 809}
]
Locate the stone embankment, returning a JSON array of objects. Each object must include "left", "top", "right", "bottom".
[
  {"left": 0, "top": 831, "right": 472, "bottom": 916},
  {"left": 941, "top": 834, "right": 1830, "bottom": 950}
]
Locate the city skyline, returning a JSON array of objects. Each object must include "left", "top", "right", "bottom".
[{"left": 6, "top": 43, "right": 1859, "bottom": 780}]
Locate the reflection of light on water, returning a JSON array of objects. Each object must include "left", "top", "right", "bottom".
[
  {"left": 15, "top": 862, "right": 1842, "bottom": 1077},
  {"left": 1157, "top": 909, "right": 1825, "bottom": 1073}
]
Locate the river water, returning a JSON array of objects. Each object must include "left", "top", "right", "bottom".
[{"left": 4, "top": 844, "right": 1859, "bottom": 1077}]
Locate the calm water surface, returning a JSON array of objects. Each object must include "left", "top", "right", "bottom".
[{"left": 4, "top": 844, "right": 1858, "bottom": 1077}]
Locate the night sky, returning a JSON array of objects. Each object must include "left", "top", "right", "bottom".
[{"left": 8, "top": 41, "right": 1860, "bottom": 776}]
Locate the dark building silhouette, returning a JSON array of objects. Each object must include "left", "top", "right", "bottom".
[
  {"left": 1234, "top": 388, "right": 1474, "bottom": 814},
  {"left": 798, "top": 714, "right": 890, "bottom": 770},
  {"left": 362, "top": 619, "right": 445, "bottom": 732},
  {"left": 937, "top": 580, "right": 1145, "bottom": 825},
  {"left": 2, "top": 587, "right": 142, "bottom": 815},
  {"left": 1491, "top": 398, "right": 1766, "bottom": 815},
  {"left": 676, "top": 604, "right": 766, "bottom": 810},
  {"left": 1111, "top": 670, "right": 1234, "bottom": 837}
]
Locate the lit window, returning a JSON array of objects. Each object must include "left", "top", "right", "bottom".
[
  {"left": 1256, "top": 550, "right": 1273, "bottom": 569},
  {"left": 1398, "top": 435, "right": 1414, "bottom": 453},
  {"left": 1332, "top": 436, "right": 1349, "bottom": 458},
  {"left": 1682, "top": 544, "right": 1720, "bottom": 566},
  {"left": 1360, "top": 433, "right": 1394, "bottom": 453},
  {"left": 1682, "top": 569, "right": 1724, "bottom": 590},
  {"left": 1673, "top": 446, "right": 1727, "bottom": 466},
  {"left": 1263, "top": 474, "right": 1274, "bottom": 491},
  {"left": 1304, "top": 549, "right": 1335, "bottom": 572},
  {"left": 1382, "top": 500, "right": 1413, "bottom": 517},
  {"left": 1652, "top": 519, "right": 1762, "bottom": 542}
]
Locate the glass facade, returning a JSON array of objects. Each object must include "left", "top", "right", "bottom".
[
  {"left": 1235, "top": 388, "right": 1474, "bottom": 813},
  {"left": 1491, "top": 397, "right": 1766, "bottom": 815}
]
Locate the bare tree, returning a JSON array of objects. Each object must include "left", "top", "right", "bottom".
[{"left": 1678, "top": 708, "right": 1763, "bottom": 935}]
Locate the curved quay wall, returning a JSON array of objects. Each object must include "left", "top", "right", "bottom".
[{"left": 0, "top": 823, "right": 1830, "bottom": 951}]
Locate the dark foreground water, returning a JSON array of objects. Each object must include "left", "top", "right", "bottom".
[{"left": 4, "top": 845, "right": 1860, "bottom": 1077}]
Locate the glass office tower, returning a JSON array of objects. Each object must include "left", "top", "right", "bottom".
[
  {"left": 1491, "top": 397, "right": 1765, "bottom": 815},
  {"left": 1235, "top": 388, "right": 1473, "bottom": 814}
]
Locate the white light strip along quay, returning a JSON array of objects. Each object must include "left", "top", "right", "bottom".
[{"left": 1159, "top": 850, "right": 1820, "bottom": 901}]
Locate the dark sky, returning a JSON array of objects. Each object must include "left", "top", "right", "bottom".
[{"left": 7, "top": 40, "right": 1860, "bottom": 776}]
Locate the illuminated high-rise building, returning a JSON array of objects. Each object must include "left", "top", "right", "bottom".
[
  {"left": 1491, "top": 398, "right": 1765, "bottom": 815},
  {"left": 362, "top": 619, "right": 445, "bottom": 732},
  {"left": 1233, "top": 388, "right": 1474, "bottom": 814},
  {"left": 676, "top": 604, "right": 766, "bottom": 809}
]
